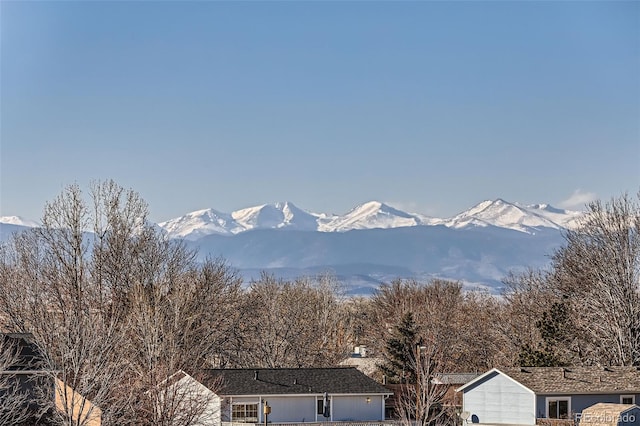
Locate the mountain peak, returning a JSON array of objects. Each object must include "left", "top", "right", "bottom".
[
  {"left": 446, "top": 198, "right": 584, "bottom": 233},
  {"left": 231, "top": 202, "right": 318, "bottom": 232},
  {"left": 158, "top": 208, "right": 237, "bottom": 240},
  {"left": 318, "top": 201, "right": 419, "bottom": 232}
]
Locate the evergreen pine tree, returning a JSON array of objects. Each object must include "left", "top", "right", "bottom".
[
  {"left": 379, "top": 312, "right": 419, "bottom": 383},
  {"left": 518, "top": 301, "right": 569, "bottom": 367}
]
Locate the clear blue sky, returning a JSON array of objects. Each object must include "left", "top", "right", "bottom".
[{"left": 1, "top": 1, "right": 638, "bottom": 222}]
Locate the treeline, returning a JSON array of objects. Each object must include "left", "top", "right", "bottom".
[{"left": 0, "top": 181, "right": 637, "bottom": 425}]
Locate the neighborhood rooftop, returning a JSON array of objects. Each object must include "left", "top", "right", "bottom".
[
  {"left": 461, "top": 366, "right": 640, "bottom": 395},
  {"left": 202, "top": 367, "right": 392, "bottom": 396},
  {"left": 432, "top": 372, "right": 480, "bottom": 385}
]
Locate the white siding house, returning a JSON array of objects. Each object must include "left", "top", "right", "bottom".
[
  {"left": 458, "top": 369, "right": 536, "bottom": 425},
  {"left": 457, "top": 367, "right": 640, "bottom": 425}
]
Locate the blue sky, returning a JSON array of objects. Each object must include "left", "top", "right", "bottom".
[{"left": 1, "top": 1, "right": 638, "bottom": 222}]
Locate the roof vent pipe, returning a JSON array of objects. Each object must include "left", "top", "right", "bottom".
[{"left": 254, "top": 370, "right": 259, "bottom": 380}]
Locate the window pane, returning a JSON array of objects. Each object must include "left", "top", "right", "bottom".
[
  {"left": 247, "top": 404, "right": 257, "bottom": 419},
  {"left": 623, "top": 397, "right": 634, "bottom": 404},
  {"left": 558, "top": 400, "right": 568, "bottom": 418},
  {"left": 232, "top": 405, "right": 243, "bottom": 419},
  {"left": 548, "top": 401, "right": 558, "bottom": 418}
]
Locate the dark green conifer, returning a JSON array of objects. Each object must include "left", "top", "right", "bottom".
[{"left": 379, "top": 312, "right": 419, "bottom": 383}]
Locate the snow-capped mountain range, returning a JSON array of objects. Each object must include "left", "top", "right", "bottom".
[
  {"left": 0, "top": 199, "right": 584, "bottom": 295},
  {"left": 157, "top": 199, "right": 583, "bottom": 240}
]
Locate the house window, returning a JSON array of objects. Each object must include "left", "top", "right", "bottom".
[
  {"left": 546, "top": 397, "right": 571, "bottom": 419},
  {"left": 232, "top": 404, "right": 258, "bottom": 422},
  {"left": 621, "top": 395, "right": 636, "bottom": 404}
]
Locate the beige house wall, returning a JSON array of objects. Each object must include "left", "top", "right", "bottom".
[{"left": 55, "top": 378, "right": 102, "bottom": 426}]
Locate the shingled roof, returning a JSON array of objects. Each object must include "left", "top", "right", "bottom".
[
  {"left": 432, "top": 372, "right": 480, "bottom": 385},
  {"left": 202, "top": 367, "right": 392, "bottom": 396},
  {"left": 580, "top": 403, "right": 640, "bottom": 426},
  {"left": 459, "top": 367, "right": 640, "bottom": 395}
]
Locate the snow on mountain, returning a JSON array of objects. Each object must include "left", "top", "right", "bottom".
[
  {"left": 159, "top": 202, "right": 321, "bottom": 239},
  {"left": 155, "top": 198, "right": 584, "bottom": 240},
  {"left": 231, "top": 201, "right": 319, "bottom": 232},
  {"left": 525, "top": 203, "right": 583, "bottom": 229},
  {"left": 2, "top": 198, "right": 582, "bottom": 242},
  {"left": 158, "top": 208, "right": 239, "bottom": 240},
  {"left": 0, "top": 216, "right": 39, "bottom": 227},
  {"left": 318, "top": 201, "right": 423, "bottom": 232},
  {"left": 443, "top": 199, "right": 582, "bottom": 233}
]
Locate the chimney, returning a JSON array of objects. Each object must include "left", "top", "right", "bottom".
[
  {"left": 254, "top": 370, "right": 259, "bottom": 380},
  {"left": 360, "top": 345, "right": 367, "bottom": 358}
]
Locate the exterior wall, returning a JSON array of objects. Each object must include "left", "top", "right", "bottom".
[
  {"left": 208, "top": 395, "right": 222, "bottom": 426},
  {"left": 619, "top": 407, "right": 640, "bottom": 426},
  {"left": 262, "top": 395, "right": 316, "bottom": 423},
  {"left": 332, "top": 395, "right": 385, "bottom": 421},
  {"left": 183, "top": 379, "right": 220, "bottom": 426},
  {"left": 221, "top": 394, "right": 386, "bottom": 423},
  {"left": 55, "top": 378, "right": 102, "bottom": 426},
  {"left": 163, "top": 374, "right": 221, "bottom": 426},
  {"left": 536, "top": 394, "right": 640, "bottom": 418},
  {"left": 463, "top": 371, "right": 535, "bottom": 425}
]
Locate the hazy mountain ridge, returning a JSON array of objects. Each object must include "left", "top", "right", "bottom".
[{"left": 187, "top": 224, "right": 564, "bottom": 294}]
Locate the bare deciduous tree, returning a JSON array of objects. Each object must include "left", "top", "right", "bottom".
[
  {"left": 0, "top": 183, "right": 130, "bottom": 425},
  {"left": 234, "top": 273, "right": 345, "bottom": 368},
  {"left": 498, "top": 192, "right": 640, "bottom": 368},
  {"left": 395, "top": 340, "right": 452, "bottom": 426},
  {"left": 551, "top": 192, "right": 640, "bottom": 366},
  {"left": 0, "top": 181, "right": 236, "bottom": 425}
]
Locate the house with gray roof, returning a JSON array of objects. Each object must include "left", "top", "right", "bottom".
[
  {"left": 164, "top": 367, "right": 393, "bottom": 424},
  {"left": 200, "top": 367, "right": 392, "bottom": 423},
  {"left": 456, "top": 367, "right": 640, "bottom": 425}
]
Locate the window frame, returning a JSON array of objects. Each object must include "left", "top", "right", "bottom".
[
  {"left": 620, "top": 394, "right": 636, "bottom": 404},
  {"left": 231, "top": 403, "right": 259, "bottom": 423},
  {"left": 545, "top": 396, "right": 571, "bottom": 419}
]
